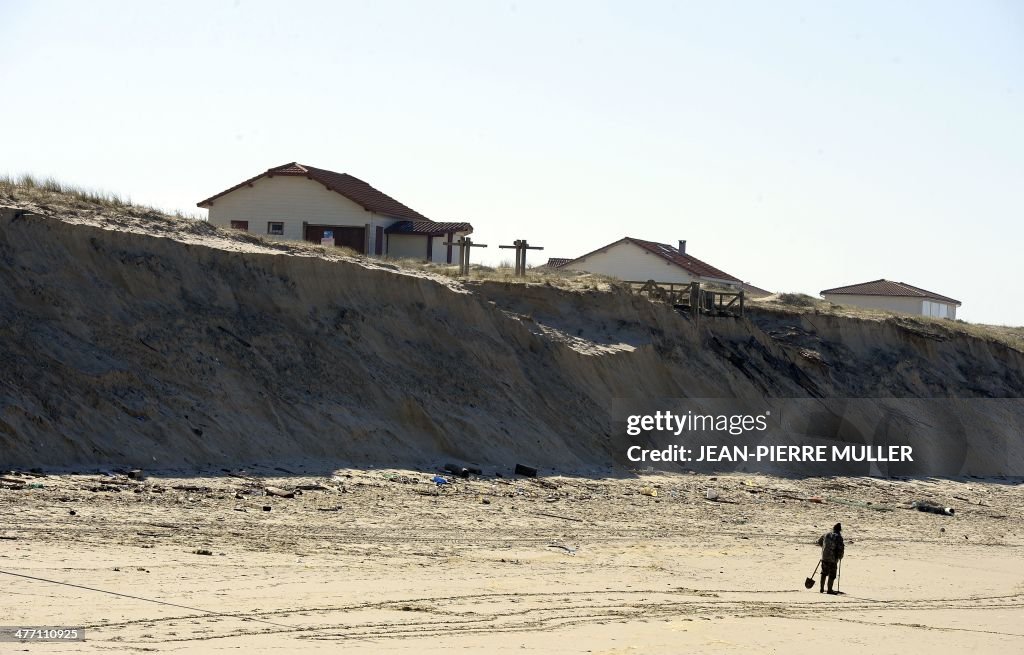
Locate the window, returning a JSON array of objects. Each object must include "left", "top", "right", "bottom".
[
  {"left": 230, "top": 220, "right": 249, "bottom": 231},
  {"left": 267, "top": 222, "right": 284, "bottom": 236},
  {"left": 923, "top": 301, "right": 948, "bottom": 318}
]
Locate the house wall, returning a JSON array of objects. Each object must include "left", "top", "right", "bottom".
[
  {"left": 822, "top": 293, "right": 956, "bottom": 318},
  {"left": 205, "top": 175, "right": 396, "bottom": 253},
  {"left": 384, "top": 232, "right": 470, "bottom": 263},
  {"left": 386, "top": 234, "right": 427, "bottom": 260},
  {"left": 366, "top": 217, "right": 392, "bottom": 256},
  {"left": 565, "top": 241, "right": 698, "bottom": 284},
  {"left": 431, "top": 236, "right": 447, "bottom": 264}
]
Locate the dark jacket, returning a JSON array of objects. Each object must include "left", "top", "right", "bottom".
[{"left": 817, "top": 531, "right": 845, "bottom": 563}]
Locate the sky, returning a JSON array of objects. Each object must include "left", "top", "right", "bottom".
[{"left": 2, "top": 1, "right": 1022, "bottom": 325}]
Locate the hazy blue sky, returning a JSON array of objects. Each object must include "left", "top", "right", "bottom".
[{"left": 3, "top": 1, "right": 1022, "bottom": 324}]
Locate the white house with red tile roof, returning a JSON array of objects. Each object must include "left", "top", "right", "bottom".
[
  {"left": 820, "top": 279, "right": 961, "bottom": 318},
  {"left": 197, "top": 163, "right": 472, "bottom": 263},
  {"left": 558, "top": 237, "right": 758, "bottom": 290}
]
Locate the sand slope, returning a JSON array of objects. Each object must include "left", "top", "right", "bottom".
[{"left": 1, "top": 205, "right": 1023, "bottom": 473}]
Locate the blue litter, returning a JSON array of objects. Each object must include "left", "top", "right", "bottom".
[{"left": 432, "top": 476, "right": 448, "bottom": 485}]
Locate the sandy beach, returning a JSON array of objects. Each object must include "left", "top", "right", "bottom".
[{"left": 2, "top": 469, "right": 1021, "bottom": 653}]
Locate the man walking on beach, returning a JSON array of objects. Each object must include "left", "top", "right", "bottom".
[{"left": 816, "top": 523, "right": 845, "bottom": 594}]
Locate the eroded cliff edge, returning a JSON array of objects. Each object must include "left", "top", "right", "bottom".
[{"left": 2, "top": 208, "right": 1022, "bottom": 472}]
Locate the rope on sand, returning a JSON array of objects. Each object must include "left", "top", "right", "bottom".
[{"left": 0, "top": 569, "right": 299, "bottom": 630}]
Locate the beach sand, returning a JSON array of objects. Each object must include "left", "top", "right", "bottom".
[{"left": 1, "top": 469, "right": 1021, "bottom": 653}]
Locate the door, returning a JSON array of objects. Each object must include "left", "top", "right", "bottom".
[{"left": 304, "top": 225, "right": 366, "bottom": 254}]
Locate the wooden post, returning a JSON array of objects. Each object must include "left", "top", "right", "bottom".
[
  {"left": 442, "top": 236, "right": 488, "bottom": 276},
  {"left": 498, "top": 239, "right": 544, "bottom": 277},
  {"left": 499, "top": 242, "right": 514, "bottom": 273},
  {"left": 689, "top": 282, "right": 700, "bottom": 327}
]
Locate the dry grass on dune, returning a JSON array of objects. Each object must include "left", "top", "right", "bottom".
[
  {"left": 0, "top": 173, "right": 200, "bottom": 219},
  {"left": 0, "top": 174, "right": 618, "bottom": 291},
  {"left": 4, "top": 174, "right": 1019, "bottom": 346},
  {"left": 751, "top": 292, "right": 1024, "bottom": 353},
  {"left": 384, "top": 256, "right": 621, "bottom": 290}
]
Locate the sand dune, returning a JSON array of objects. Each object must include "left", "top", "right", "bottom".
[{"left": 2, "top": 205, "right": 1022, "bottom": 475}]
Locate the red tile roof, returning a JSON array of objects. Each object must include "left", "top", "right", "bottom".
[
  {"left": 626, "top": 238, "right": 741, "bottom": 282},
  {"left": 197, "top": 162, "right": 430, "bottom": 221},
  {"left": 820, "top": 279, "right": 961, "bottom": 305},
  {"left": 568, "top": 237, "right": 740, "bottom": 283},
  {"left": 385, "top": 220, "right": 472, "bottom": 236}
]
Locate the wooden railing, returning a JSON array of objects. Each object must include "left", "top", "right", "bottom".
[{"left": 625, "top": 280, "right": 744, "bottom": 320}]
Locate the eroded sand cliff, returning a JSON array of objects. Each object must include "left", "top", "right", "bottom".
[{"left": 1, "top": 205, "right": 1022, "bottom": 473}]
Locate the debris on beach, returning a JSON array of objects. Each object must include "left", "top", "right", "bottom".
[
  {"left": 912, "top": 500, "right": 955, "bottom": 516},
  {"left": 515, "top": 464, "right": 538, "bottom": 478}
]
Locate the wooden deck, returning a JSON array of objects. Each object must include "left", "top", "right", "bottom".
[{"left": 626, "top": 280, "right": 744, "bottom": 321}]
